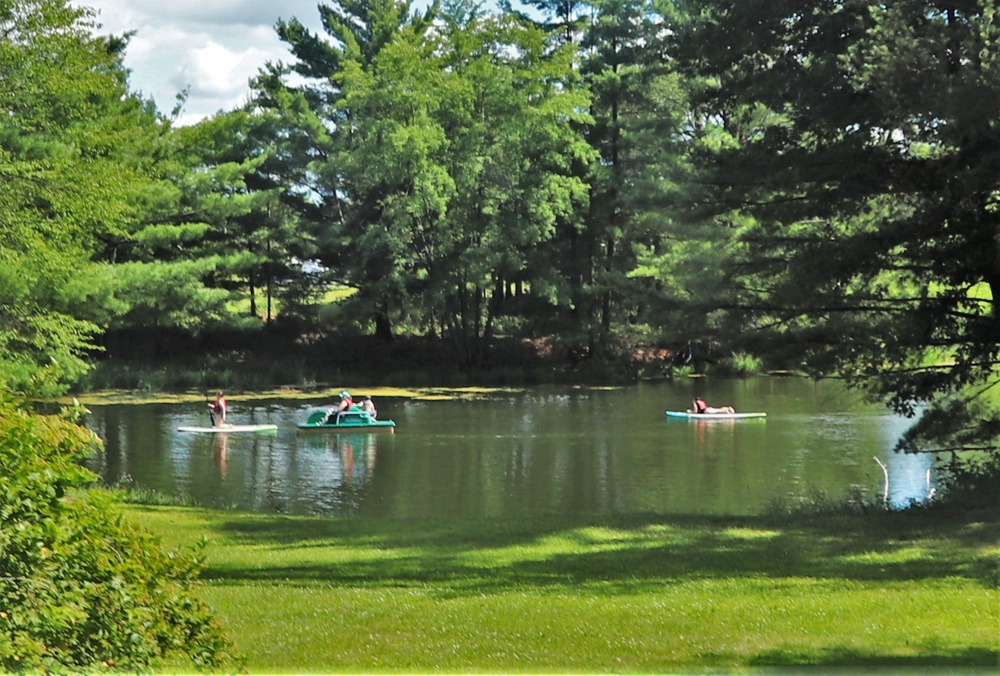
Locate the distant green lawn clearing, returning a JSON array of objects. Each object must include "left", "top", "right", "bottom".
[{"left": 132, "top": 506, "right": 999, "bottom": 672}]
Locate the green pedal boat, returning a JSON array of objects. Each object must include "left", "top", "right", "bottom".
[{"left": 297, "top": 406, "right": 396, "bottom": 433}]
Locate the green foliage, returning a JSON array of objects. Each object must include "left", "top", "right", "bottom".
[
  {"left": 428, "top": 14, "right": 596, "bottom": 364},
  {"left": 0, "top": 7, "right": 249, "bottom": 667},
  {"left": 933, "top": 452, "right": 1000, "bottom": 510},
  {"left": 573, "top": 0, "right": 683, "bottom": 354},
  {"left": 0, "top": 399, "right": 240, "bottom": 670},
  {"left": 672, "top": 1, "right": 1000, "bottom": 463},
  {"left": 104, "top": 108, "right": 311, "bottom": 329},
  {"left": 0, "top": 293, "right": 98, "bottom": 398},
  {"left": 712, "top": 350, "right": 763, "bottom": 378},
  {"left": 0, "top": 0, "right": 168, "bottom": 397},
  {"left": 104, "top": 261, "right": 232, "bottom": 330},
  {"left": 84, "top": 356, "right": 314, "bottom": 392},
  {"left": 263, "top": 2, "right": 597, "bottom": 363}
]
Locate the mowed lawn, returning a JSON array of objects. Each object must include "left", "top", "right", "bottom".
[{"left": 130, "top": 506, "right": 1000, "bottom": 672}]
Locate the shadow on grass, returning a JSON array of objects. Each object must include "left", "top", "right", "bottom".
[
  {"left": 198, "top": 509, "right": 1000, "bottom": 594},
  {"left": 748, "top": 645, "right": 998, "bottom": 668}
]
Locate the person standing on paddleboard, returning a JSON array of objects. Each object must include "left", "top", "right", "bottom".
[{"left": 209, "top": 391, "right": 228, "bottom": 427}]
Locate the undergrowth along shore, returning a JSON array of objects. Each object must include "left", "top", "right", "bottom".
[
  {"left": 80, "top": 329, "right": 768, "bottom": 394},
  {"left": 132, "top": 504, "right": 999, "bottom": 672}
]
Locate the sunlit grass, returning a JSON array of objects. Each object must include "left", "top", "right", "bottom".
[
  {"left": 201, "top": 580, "right": 996, "bottom": 671},
  {"left": 225, "top": 283, "right": 356, "bottom": 317},
  {"left": 132, "top": 506, "right": 999, "bottom": 672},
  {"left": 322, "top": 285, "right": 357, "bottom": 303}
]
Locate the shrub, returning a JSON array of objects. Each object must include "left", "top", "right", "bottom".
[
  {"left": 712, "top": 351, "right": 764, "bottom": 377},
  {"left": 0, "top": 398, "right": 240, "bottom": 671},
  {"left": 934, "top": 453, "right": 1000, "bottom": 511}
]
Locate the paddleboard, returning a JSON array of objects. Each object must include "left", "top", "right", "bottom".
[
  {"left": 177, "top": 424, "right": 278, "bottom": 433},
  {"left": 665, "top": 411, "right": 766, "bottom": 420}
]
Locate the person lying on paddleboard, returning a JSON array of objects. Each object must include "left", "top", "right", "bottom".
[{"left": 689, "top": 397, "right": 735, "bottom": 415}]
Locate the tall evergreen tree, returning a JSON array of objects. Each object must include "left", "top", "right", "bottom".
[
  {"left": 500, "top": 0, "right": 588, "bottom": 44},
  {"left": 576, "top": 0, "right": 681, "bottom": 357},
  {"left": 0, "top": 0, "right": 160, "bottom": 393},
  {"left": 674, "top": 0, "right": 1000, "bottom": 463},
  {"left": 172, "top": 110, "right": 310, "bottom": 325}
]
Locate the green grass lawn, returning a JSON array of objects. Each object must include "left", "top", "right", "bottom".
[{"left": 130, "top": 506, "right": 1000, "bottom": 672}]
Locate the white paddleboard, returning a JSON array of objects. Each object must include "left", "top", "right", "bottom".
[
  {"left": 665, "top": 411, "right": 766, "bottom": 420},
  {"left": 177, "top": 424, "right": 278, "bottom": 433}
]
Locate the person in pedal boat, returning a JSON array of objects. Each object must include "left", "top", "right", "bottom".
[
  {"left": 209, "top": 391, "right": 228, "bottom": 426},
  {"left": 360, "top": 395, "right": 377, "bottom": 420},
  {"left": 324, "top": 391, "right": 354, "bottom": 424},
  {"left": 690, "top": 397, "right": 735, "bottom": 415}
]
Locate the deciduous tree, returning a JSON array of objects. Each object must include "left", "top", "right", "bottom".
[{"left": 266, "top": 1, "right": 593, "bottom": 365}]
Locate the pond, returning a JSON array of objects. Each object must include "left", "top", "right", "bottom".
[{"left": 82, "top": 378, "right": 934, "bottom": 519}]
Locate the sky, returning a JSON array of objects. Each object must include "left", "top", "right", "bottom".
[{"left": 74, "top": 1, "right": 329, "bottom": 126}]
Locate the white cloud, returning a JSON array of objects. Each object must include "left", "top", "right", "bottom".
[
  {"left": 73, "top": 0, "right": 326, "bottom": 124},
  {"left": 141, "top": 0, "right": 316, "bottom": 28},
  {"left": 175, "top": 40, "right": 266, "bottom": 97}
]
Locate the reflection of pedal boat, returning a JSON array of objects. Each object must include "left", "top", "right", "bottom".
[
  {"left": 297, "top": 406, "right": 396, "bottom": 433},
  {"left": 665, "top": 411, "right": 766, "bottom": 420}
]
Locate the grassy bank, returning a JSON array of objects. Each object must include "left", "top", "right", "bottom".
[{"left": 128, "top": 505, "right": 999, "bottom": 672}]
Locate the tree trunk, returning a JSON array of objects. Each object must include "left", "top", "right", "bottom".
[
  {"left": 249, "top": 273, "right": 257, "bottom": 317},
  {"left": 374, "top": 299, "right": 394, "bottom": 343}
]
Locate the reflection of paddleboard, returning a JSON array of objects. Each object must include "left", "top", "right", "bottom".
[
  {"left": 665, "top": 411, "right": 766, "bottom": 420},
  {"left": 178, "top": 424, "right": 278, "bottom": 433}
]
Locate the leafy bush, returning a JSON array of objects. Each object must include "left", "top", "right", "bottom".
[
  {"left": 712, "top": 351, "right": 764, "bottom": 377},
  {"left": 933, "top": 453, "right": 1000, "bottom": 511},
  {"left": 0, "top": 398, "right": 240, "bottom": 671}
]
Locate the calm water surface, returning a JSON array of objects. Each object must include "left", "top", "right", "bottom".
[{"left": 83, "top": 378, "right": 933, "bottom": 518}]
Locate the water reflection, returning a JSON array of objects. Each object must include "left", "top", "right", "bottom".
[
  {"left": 83, "top": 380, "right": 935, "bottom": 519},
  {"left": 879, "top": 413, "right": 934, "bottom": 505},
  {"left": 213, "top": 434, "right": 228, "bottom": 478}
]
